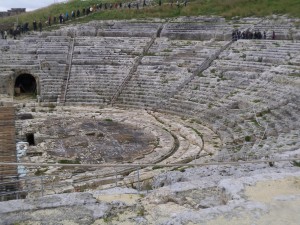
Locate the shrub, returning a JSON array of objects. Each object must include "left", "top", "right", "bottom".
[
  {"left": 245, "top": 136, "right": 251, "bottom": 142},
  {"left": 58, "top": 159, "right": 80, "bottom": 164},
  {"left": 292, "top": 160, "right": 300, "bottom": 167},
  {"left": 48, "top": 103, "right": 56, "bottom": 109}
]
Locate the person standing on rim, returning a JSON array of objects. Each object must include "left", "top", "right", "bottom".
[
  {"left": 4, "top": 30, "right": 7, "bottom": 39},
  {"left": 33, "top": 20, "right": 37, "bottom": 31},
  {"left": 38, "top": 20, "right": 42, "bottom": 32}
]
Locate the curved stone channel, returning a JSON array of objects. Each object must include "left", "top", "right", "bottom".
[{"left": 15, "top": 105, "right": 219, "bottom": 196}]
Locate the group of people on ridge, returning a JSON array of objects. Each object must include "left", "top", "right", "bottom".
[
  {"left": 1, "top": 0, "right": 189, "bottom": 39},
  {"left": 232, "top": 29, "right": 276, "bottom": 41}
]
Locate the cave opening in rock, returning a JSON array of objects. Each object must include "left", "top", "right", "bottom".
[
  {"left": 26, "top": 133, "right": 35, "bottom": 146},
  {"left": 14, "top": 74, "right": 36, "bottom": 96}
]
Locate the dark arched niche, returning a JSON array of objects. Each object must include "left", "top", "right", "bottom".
[{"left": 14, "top": 74, "right": 37, "bottom": 96}]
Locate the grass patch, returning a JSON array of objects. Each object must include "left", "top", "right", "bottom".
[
  {"left": 104, "top": 118, "right": 113, "bottom": 122},
  {"left": 288, "top": 73, "right": 300, "bottom": 77},
  {"left": 245, "top": 136, "right": 251, "bottom": 142},
  {"left": 257, "top": 108, "right": 271, "bottom": 117},
  {"left": 34, "top": 168, "right": 48, "bottom": 176},
  {"left": 292, "top": 160, "right": 300, "bottom": 167},
  {"left": 171, "top": 167, "right": 186, "bottom": 172},
  {"left": 2, "top": 0, "right": 300, "bottom": 30},
  {"left": 48, "top": 103, "right": 56, "bottom": 109},
  {"left": 273, "top": 42, "right": 281, "bottom": 47},
  {"left": 137, "top": 207, "right": 145, "bottom": 217},
  {"left": 58, "top": 159, "right": 81, "bottom": 164},
  {"left": 152, "top": 165, "right": 164, "bottom": 170},
  {"left": 162, "top": 49, "right": 172, "bottom": 52},
  {"left": 145, "top": 52, "right": 156, "bottom": 56},
  {"left": 251, "top": 118, "right": 259, "bottom": 126}
]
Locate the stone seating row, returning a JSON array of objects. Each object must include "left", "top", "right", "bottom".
[
  {"left": 50, "top": 22, "right": 158, "bottom": 37},
  {"left": 163, "top": 75, "right": 272, "bottom": 154},
  {"left": 115, "top": 40, "right": 229, "bottom": 107},
  {"left": 161, "top": 23, "right": 233, "bottom": 40},
  {"left": 163, "top": 65, "right": 299, "bottom": 158},
  {"left": 65, "top": 37, "right": 151, "bottom": 104},
  {"left": 40, "top": 64, "right": 68, "bottom": 101},
  {"left": 0, "top": 36, "right": 72, "bottom": 102},
  {"left": 66, "top": 64, "right": 132, "bottom": 103},
  {"left": 222, "top": 40, "right": 300, "bottom": 65},
  {"left": 96, "top": 22, "right": 161, "bottom": 37},
  {"left": 116, "top": 70, "right": 191, "bottom": 107},
  {"left": 73, "top": 37, "right": 149, "bottom": 57}
]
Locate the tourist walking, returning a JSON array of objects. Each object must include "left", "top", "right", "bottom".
[
  {"left": 33, "top": 20, "right": 37, "bottom": 31},
  {"left": 48, "top": 16, "right": 51, "bottom": 26},
  {"left": 38, "top": 20, "right": 42, "bottom": 32},
  {"left": 59, "top": 14, "right": 63, "bottom": 24}
]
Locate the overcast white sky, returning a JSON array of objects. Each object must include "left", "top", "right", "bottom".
[{"left": 0, "top": 0, "right": 68, "bottom": 12}]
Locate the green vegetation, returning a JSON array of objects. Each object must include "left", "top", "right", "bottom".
[
  {"left": 171, "top": 167, "right": 186, "bottom": 172},
  {"left": 245, "top": 136, "right": 251, "bottom": 142},
  {"left": 251, "top": 118, "right": 259, "bottom": 126},
  {"left": 48, "top": 103, "right": 56, "bottom": 109},
  {"left": 197, "top": 72, "right": 205, "bottom": 77},
  {"left": 104, "top": 118, "right": 113, "bottom": 122},
  {"left": 58, "top": 159, "right": 81, "bottom": 164},
  {"left": 162, "top": 48, "right": 172, "bottom": 52},
  {"left": 252, "top": 99, "right": 261, "bottom": 103},
  {"left": 292, "top": 160, "right": 300, "bottom": 167},
  {"left": 288, "top": 73, "right": 300, "bottom": 77},
  {"left": 34, "top": 168, "right": 48, "bottom": 176},
  {"left": 137, "top": 206, "right": 145, "bottom": 216},
  {"left": 1, "top": 0, "right": 300, "bottom": 31},
  {"left": 152, "top": 165, "right": 164, "bottom": 170},
  {"left": 142, "top": 182, "right": 153, "bottom": 191},
  {"left": 257, "top": 108, "right": 271, "bottom": 117},
  {"left": 103, "top": 216, "right": 113, "bottom": 223}
]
